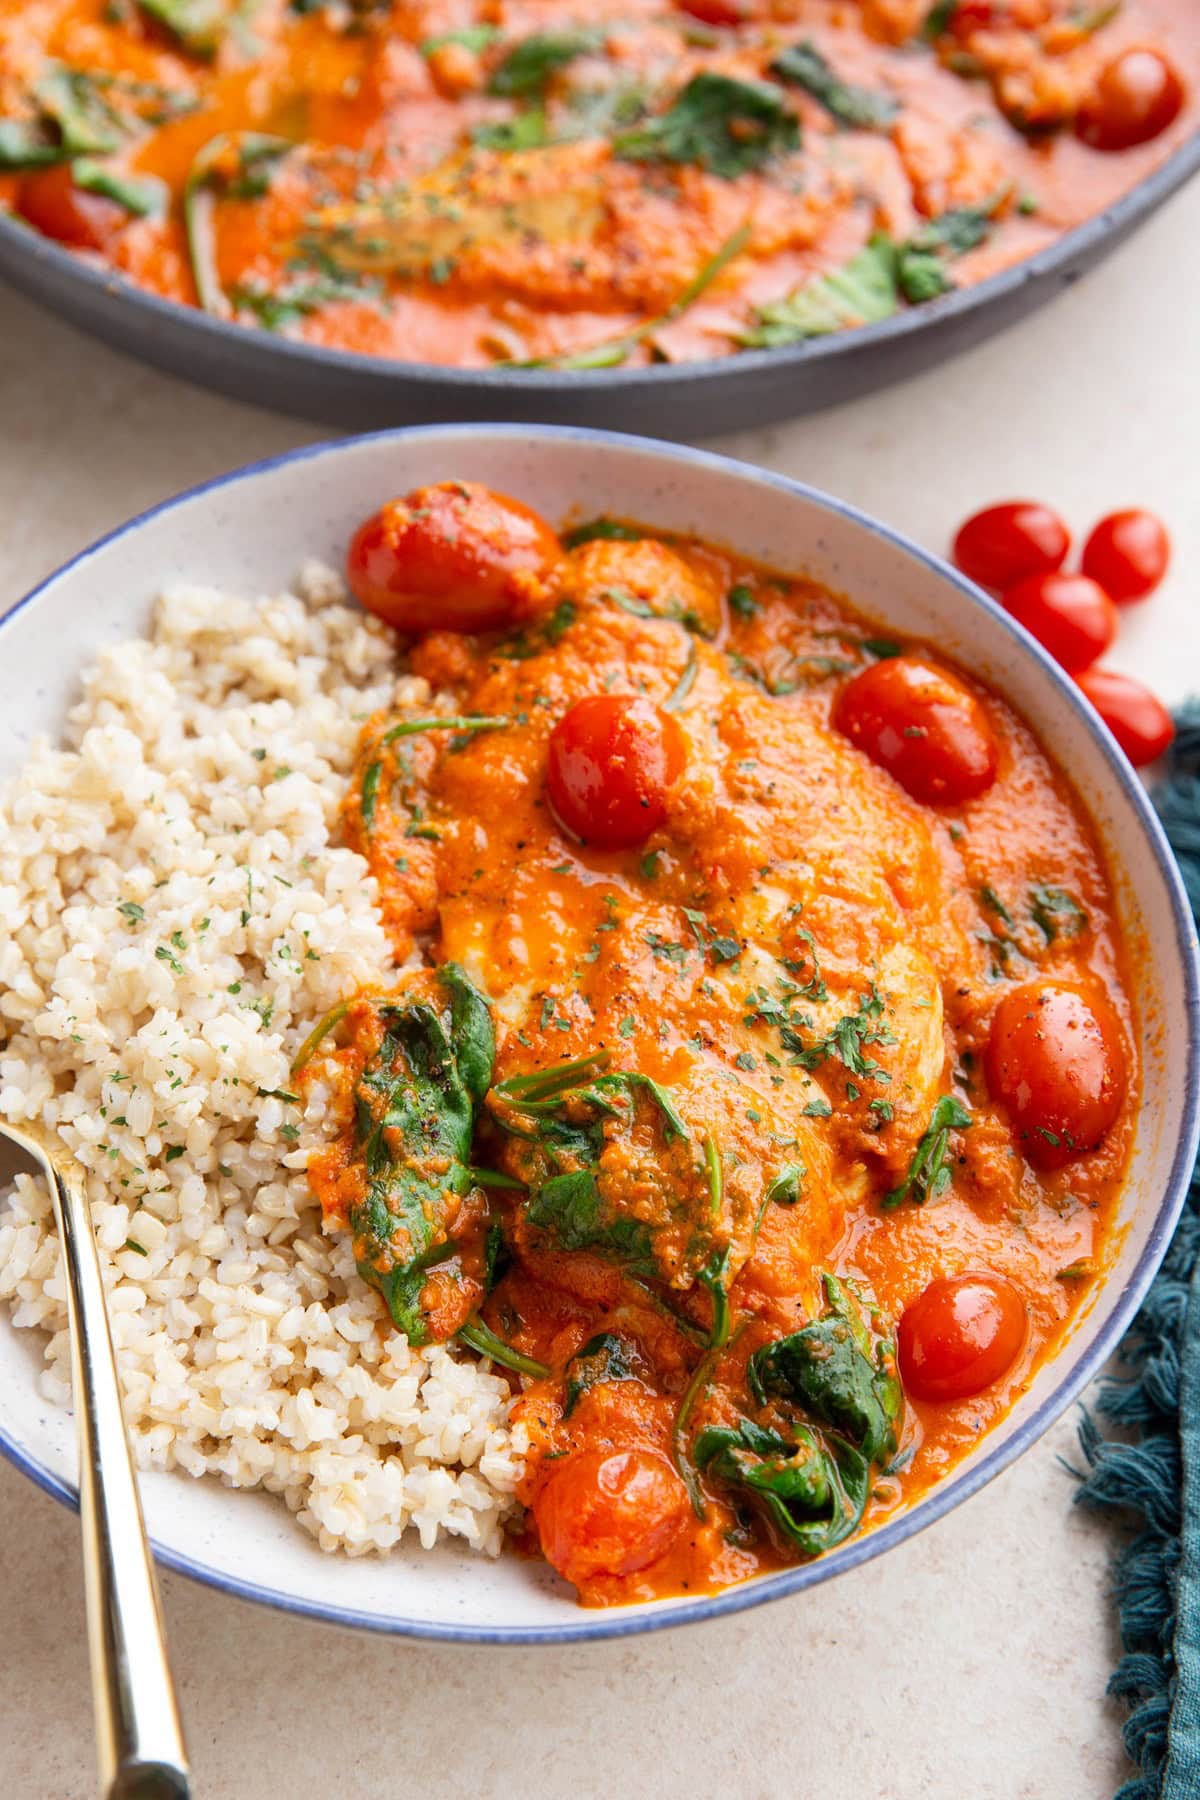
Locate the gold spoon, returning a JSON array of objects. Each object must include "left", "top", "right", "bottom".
[{"left": 1, "top": 1118, "right": 190, "bottom": 1799}]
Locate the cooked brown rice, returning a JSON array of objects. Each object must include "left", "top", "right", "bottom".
[{"left": 0, "top": 563, "right": 527, "bottom": 1556}]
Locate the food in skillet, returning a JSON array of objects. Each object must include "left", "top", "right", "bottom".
[
  {"left": 0, "top": 1, "right": 1192, "bottom": 370},
  {"left": 293, "top": 479, "right": 1135, "bottom": 1605}
]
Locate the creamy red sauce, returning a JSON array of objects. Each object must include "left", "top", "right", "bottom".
[
  {"left": 0, "top": 0, "right": 1194, "bottom": 368},
  {"left": 302, "top": 491, "right": 1138, "bottom": 1606}
]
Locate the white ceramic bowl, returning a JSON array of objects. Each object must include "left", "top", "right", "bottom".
[{"left": 1, "top": 426, "right": 1196, "bottom": 1643}]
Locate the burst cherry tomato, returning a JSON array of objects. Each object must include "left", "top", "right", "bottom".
[
  {"left": 346, "top": 481, "right": 561, "bottom": 634},
  {"left": 1076, "top": 668, "right": 1175, "bottom": 767},
  {"left": 952, "top": 502, "right": 1070, "bottom": 593},
  {"left": 1002, "top": 572, "right": 1117, "bottom": 674},
  {"left": 898, "top": 1275, "right": 1027, "bottom": 1404},
  {"left": 833, "top": 656, "right": 998, "bottom": 806},
  {"left": 986, "top": 979, "right": 1127, "bottom": 1168},
  {"left": 533, "top": 1447, "right": 689, "bottom": 1588},
  {"left": 1082, "top": 510, "right": 1171, "bottom": 603},
  {"left": 1077, "top": 49, "right": 1185, "bottom": 151},
  {"left": 546, "top": 694, "right": 686, "bottom": 849},
  {"left": 17, "top": 164, "right": 128, "bottom": 252}
]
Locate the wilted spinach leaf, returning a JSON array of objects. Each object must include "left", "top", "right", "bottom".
[
  {"left": 881, "top": 1094, "right": 972, "bottom": 1209},
  {"left": 489, "top": 1058, "right": 740, "bottom": 1288},
  {"left": 564, "top": 1332, "right": 637, "bottom": 1416},
  {"left": 487, "top": 30, "right": 601, "bottom": 97},
  {"left": 614, "top": 73, "right": 799, "bottom": 179},
  {"left": 771, "top": 42, "right": 898, "bottom": 130},
  {"left": 138, "top": 0, "right": 232, "bottom": 57},
  {"left": 749, "top": 1304, "right": 899, "bottom": 1464},
  {"left": 694, "top": 1415, "right": 870, "bottom": 1553},
  {"left": 525, "top": 1169, "right": 659, "bottom": 1276},
  {"left": 739, "top": 235, "right": 899, "bottom": 346},
  {"left": 348, "top": 966, "right": 495, "bottom": 1343}
]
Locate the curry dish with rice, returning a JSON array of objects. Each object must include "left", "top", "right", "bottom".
[
  {"left": 0, "top": 0, "right": 1193, "bottom": 370},
  {"left": 292, "top": 478, "right": 1137, "bottom": 1605}
]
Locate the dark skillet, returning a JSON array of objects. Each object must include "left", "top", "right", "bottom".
[{"left": 0, "top": 128, "right": 1196, "bottom": 439}]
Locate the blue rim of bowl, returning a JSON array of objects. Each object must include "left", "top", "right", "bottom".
[
  {"left": 1, "top": 424, "right": 1197, "bottom": 1644},
  {"left": 0, "top": 128, "right": 1196, "bottom": 399}
]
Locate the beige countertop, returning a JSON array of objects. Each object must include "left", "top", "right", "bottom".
[{"left": 1, "top": 178, "right": 1197, "bottom": 1799}]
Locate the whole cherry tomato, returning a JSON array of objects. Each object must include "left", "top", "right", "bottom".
[
  {"left": 1076, "top": 668, "right": 1175, "bottom": 767},
  {"left": 346, "top": 481, "right": 561, "bottom": 633},
  {"left": 898, "top": 1274, "right": 1027, "bottom": 1404},
  {"left": 546, "top": 694, "right": 686, "bottom": 849},
  {"left": 17, "top": 164, "right": 128, "bottom": 252},
  {"left": 985, "top": 979, "right": 1127, "bottom": 1168},
  {"left": 953, "top": 502, "right": 1070, "bottom": 593},
  {"left": 833, "top": 655, "right": 998, "bottom": 806},
  {"left": 533, "top": 1447, "right": 689, "bottom": 1588},
  {"left": 1077, "top": 49, "right": 1185, "bottom": 151},
  {"left": 1082, "top": 510, "right": 1171, "bottom": 603},
  {"left": 1002, "top": 572, "right": 1117, "bottom": 674}
]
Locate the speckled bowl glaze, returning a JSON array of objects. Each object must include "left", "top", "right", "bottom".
[{"left": 1, "top": 425, "right": 1196, "bottom": 1642}]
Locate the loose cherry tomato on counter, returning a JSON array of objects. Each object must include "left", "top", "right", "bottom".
[
  {"left": 833, "top": 655, "right": 998, "bottom": 806},
  {"left": 17, "top": 163, "right": 128, "bottom": 252},
  {"left": 546, "top": 694, "right": 686, "bottom": 849},
  {"left": 346, "top": 481, "right": 561, "bottom": 633},
  {"left": 952, "top": 502, "right": 1070, "bottom": 593},
  {"left": 1082, "top": 510, "right": 1171, "bottom": 603},
  {"left": 1076, "top": 668, "right": 1175, "bottom": 767},
  {"left": 985, "top": 979, "right": 1127, "bottom": 1169},
  {"left": 1077, "top": 49, "right": 1185, "bottom": 151},
  {"left": 532, "top": 1447, "right": 690, "bottom": 1587},
  {"left": 898, "top": 1275, "right": 1027, "bottom": 1404},
  {"left": 1002, "top": 572, "right": 1117, "bottom": 674}
]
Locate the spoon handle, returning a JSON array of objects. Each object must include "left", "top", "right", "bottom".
[{"left": 45, "top": 1150, "right": 191, "bottom": 1800}]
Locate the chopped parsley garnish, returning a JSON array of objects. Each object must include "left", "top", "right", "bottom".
[
  {"left": 645, "top": 931, "right": 691, "bottom": 965},
  {"left": 1030, "top": 884, "right": 1088, "bottom": 942},
  {"left": 683, "top": 907, "right": 741, "bottom": 964},
  {"left": 979, "top": 885, "right": 1014, "bottom": 925},
  {"left": 796, "top": 986, "right": 896, "bottom": 1080}
]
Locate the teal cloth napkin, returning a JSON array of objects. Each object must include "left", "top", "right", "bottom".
[{"left": 1078, "top": 709, "right": 1200, "bottom": 1799}]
